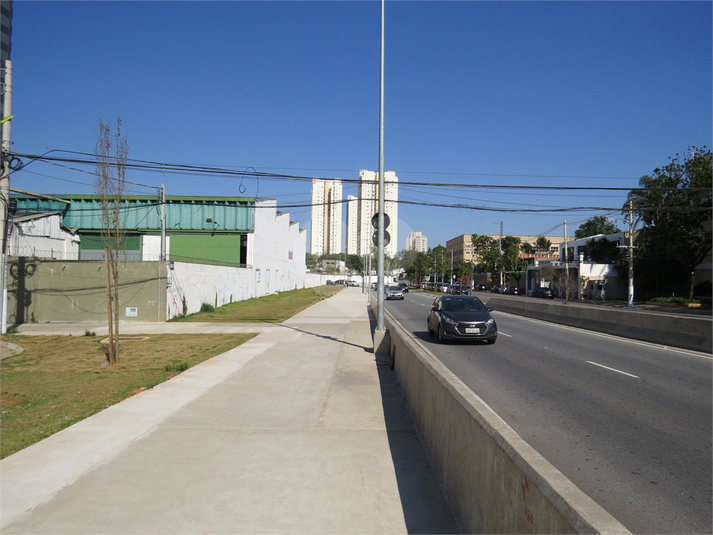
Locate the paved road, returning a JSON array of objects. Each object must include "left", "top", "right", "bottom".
[{"left": 384, "top": 290, "right": 712, "bottom": 534}]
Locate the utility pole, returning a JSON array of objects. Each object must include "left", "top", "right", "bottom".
[
  {"left": 627, "top": 201, "right": 634, "bottom": 307},
  {"left": 0, "top": 59, "right": 11, "bottom": 333},
  {"left": 450, "top": 249, "right": 454, "bottom": 285},
  {"left": 563, "top": 220, "right": 569, "bottom": 304},
  {"left": 158, "top": 184, "right": 166, "bottom": 322},
  {"left": 376, "top": 0, "right": 385, "bottom": 332},
  {"left": 160, "top": 184, "right": 166, "bottom": 262},
  {"left": 498, "top": 221, "right": 503, "bottom": 285}
]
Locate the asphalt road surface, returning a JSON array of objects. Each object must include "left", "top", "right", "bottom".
[{"left": 383, "top": 290, "right": 712, "bottom": 534}]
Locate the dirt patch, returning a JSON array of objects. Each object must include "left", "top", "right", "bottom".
[
  {"left": 99, "top": 336, "right": 151, "bottom": 344},
  {"left": 0, "top": 341, "right": 24, "bottom": 360}
]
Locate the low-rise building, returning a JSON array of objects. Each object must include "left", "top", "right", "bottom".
[{"left": 5, "top": 193, "right": 308, "bottom": 324}]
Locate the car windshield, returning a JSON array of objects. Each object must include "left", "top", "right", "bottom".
[
  {"left": 388, "top": 286, "right": 400, "bottom": 291},
  {"left": 442, "top": 297, "right": 486, "bottom": 312}
]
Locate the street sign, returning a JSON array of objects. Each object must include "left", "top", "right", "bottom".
[
  {"left": 373, "top": 230, "right": 390, "bottom": 246},
  {"left": 371, "top": 212, "right": 390, "bottom": 230}
]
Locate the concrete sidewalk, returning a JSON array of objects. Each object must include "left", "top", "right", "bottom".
[{"left": 0, "top": 288, "right": 460, "bottom": 534}]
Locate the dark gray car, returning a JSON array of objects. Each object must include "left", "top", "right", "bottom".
[{"left": 427, "top": 295, "right": 497, "bottom": 344}]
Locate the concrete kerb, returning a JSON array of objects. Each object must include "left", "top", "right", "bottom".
[
  {"left": 370, "top": 297, "right": 631, "bottom": 534},
  {"left": 486, "top": 296, "right": 712, "bottom": 354}
]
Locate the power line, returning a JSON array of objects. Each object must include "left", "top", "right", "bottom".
[{"left": 12, "top": 151, "right": 711, "bottom": 193}]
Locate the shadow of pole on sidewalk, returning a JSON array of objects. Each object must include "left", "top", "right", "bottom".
[{"left": 367, "top": 304, "right": 461, "bottom": 533}]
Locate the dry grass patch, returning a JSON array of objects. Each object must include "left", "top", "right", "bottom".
[{"left": 0, "top": 333, "right": 256, "bottom": 458}]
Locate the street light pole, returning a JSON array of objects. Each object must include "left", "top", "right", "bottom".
[
  {"left": 627, "top": 200, "right": 635, "bottom": 308},
  {"left": 376, "top": 0, "right": 385, "bottom": 331}
]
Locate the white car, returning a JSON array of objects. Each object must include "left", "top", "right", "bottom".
[{"left": 384, "top": 285, "right": 404, "bottom": 300}]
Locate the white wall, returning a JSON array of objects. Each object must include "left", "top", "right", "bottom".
[
  {"left": 166, "top": 199, "right": 310, "bottom": 318},
  {"left": 141, "top": 235, "right": 171, "bottom": 261}
]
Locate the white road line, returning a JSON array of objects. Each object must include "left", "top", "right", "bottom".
[
  {"left": 499, "top": 331, "right": 512, "bottom": 338},
  {"left": 586, "top": 361, "right": 639, "bottom": 378},
  {"left": 493, "top": 310, "right": 713, "bottom": 361}
]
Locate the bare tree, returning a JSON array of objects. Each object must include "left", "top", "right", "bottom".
[{"left": 95, "top": 119, "right": 128, "bottom": 365}]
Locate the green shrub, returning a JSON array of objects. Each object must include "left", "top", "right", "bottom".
[
  {"left": 200, "top": 303, "right": 215, "bottom": 313},
  {"left": 164, "top": 359, "right": 190, "bottom": 372}
]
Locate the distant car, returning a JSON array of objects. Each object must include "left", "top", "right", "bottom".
[
  {"left": 347, "top": 280, "right": 359, "bottom": 287},
  {"left": 398, "top": 282, "right": 409, "bottom": 293},
  {"left": 490, "top": 285, "right": 506, "bottom": 293},
  {"left": 449, "top": 283, "right": 469, "bottom": 295},
  {"left": 371, "top": 282, "right": 377, "bottom": 291},
  {"left": 427, "top": 295, "right": 497, "bottom": 344},
  {"left": 474, "top": 283, "right": 487, "bottom": 292},
  {"left": 507, "top": 286, "right": 522, "bottom": 295},
  {"left": 385, "top": 285, "right": 404, "bottom": 300},
  {"left": 532, "top": 286, "right": 555, "bottom": 298}
]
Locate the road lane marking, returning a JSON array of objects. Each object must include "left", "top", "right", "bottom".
[
  {"left": 499, "top": 331, "right": 512, "bottom": 337},
  {"left": 492, "top": 311, "right": 713, "bottom": 361},
  {"left": 586, "top": 361, "right": 639, "bottom": 378}
]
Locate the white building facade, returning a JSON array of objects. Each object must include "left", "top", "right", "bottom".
[
  {"left": 7, "top": 213, "right": 80, "bottom": 259},
  {"left": 346, "top": 194, "right": 359, "bottom": 255},
  {"left": 406, "top": 231, "right": 427, "bottom": 252},
  {"left": 310, "top": 178, "right": 342, "bottom": 256}
]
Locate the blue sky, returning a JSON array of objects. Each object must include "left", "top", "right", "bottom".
[{"left": 9, "top": 1, "right": 712, "bottom": 251}]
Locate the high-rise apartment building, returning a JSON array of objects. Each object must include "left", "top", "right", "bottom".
[
  {"left": 310, "top": 178, "right": 342, "bottom": 256},
  {"left": 353, "top": 170, "right": 398, "bottom": 258},
  {"left": 345, "top": 194, "right": 359, "bottom": 255},
  {"left": 406, "top": 231, "right": 428, "bottom": 252}
]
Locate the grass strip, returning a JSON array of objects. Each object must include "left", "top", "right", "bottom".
[
  {"left": 0, "top": 333, "right": 256, "bottom": 458},
  {"left": 171, "top": 285, "right": 343, "bottom": 322}
]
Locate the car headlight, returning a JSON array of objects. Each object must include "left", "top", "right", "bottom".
[
  {"left": 442, "top": 315, "right": 457, "bottom": 326},
  {"left": 484, "top": 318, "right": 494, "bottom": 327}
]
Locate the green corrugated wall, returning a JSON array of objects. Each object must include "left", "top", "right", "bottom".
[{"left": 170, "top": 234, "right": 243, "bottom": 264}]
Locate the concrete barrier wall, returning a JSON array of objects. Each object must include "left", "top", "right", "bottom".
[
  {"left": 371, "top": 299, "right": 630, "bottom": 534},
  {"left": 486, "top": 297, "right": 712, "bottom": 354},
  {"left": 6, "top": 257, "right": 167, "bottom": 324}
]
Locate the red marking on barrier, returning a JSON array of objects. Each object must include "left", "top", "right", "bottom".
[
  {"left": 521, "top": 476, "right": 529, "bottom": 500},
  {"left": 525, "top": 508, "right": 534, "bottom": 524}
]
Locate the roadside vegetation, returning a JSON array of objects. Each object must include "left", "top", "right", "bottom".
[
  {"left": 0, "top": 285, "right": 342, "bottom": 458},
  {"left": 170, "top": 285, "right": 342, "bottom": 322}
]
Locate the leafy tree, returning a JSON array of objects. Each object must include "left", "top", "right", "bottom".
[
  {"left": 535, "top": 236, "right": 551, "bottom": 252},
  {"left": 629, "top": 147, "right": 712, "bottom": 298},
  {"left": 429, "top": 245, "right": 448, "bottom": 282},
  {"left": 586, "top": 237, "right": 621, "bottom": 264},
  {"left": 410, "top": 251, "right": 431, "bottom": 283},
  {"left": 574, "top": 216, "right": 621, "bottom": 239},
  {"left": 501, "top": 237, "right": 521, "bottom": 272},
  {"left": 397, "top": 248, "right": 418, "bottom": 271},
  {"left": 471, "top": 234, "right": 496, "bottom": 259},
  {"left": 476, "top": 247, "right": 500, "bottom": 278},
  {"left": 521, "top": 242, "right": 534, "bottom": 254},
  {"left": 306, "top": 253, "right": 319, "bottom": 271},
  {"left": 454, "top": 259, "right": 471, "bottom": 280},
  {"left": 346, "top": 254, "right": 363, "bottom": 274}
]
